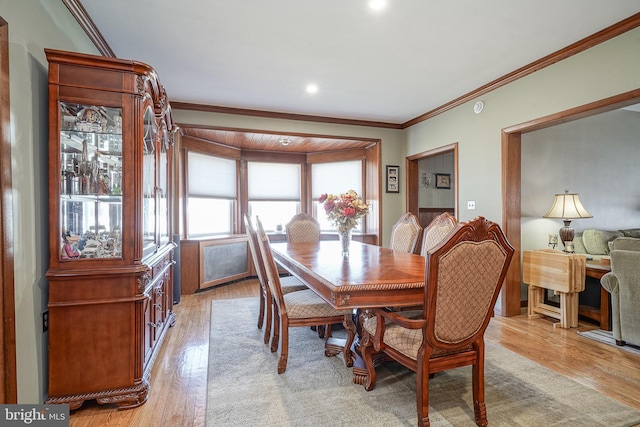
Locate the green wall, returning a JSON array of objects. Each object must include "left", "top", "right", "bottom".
[
  {"left": 405, "top": 28, "right": 640, "bottom": 225},
  {"left": 1, "top": 0, "right": 97, "bottom": 404}
]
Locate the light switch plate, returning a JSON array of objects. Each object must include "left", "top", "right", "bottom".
[{"left": 467, "top": 200, "right": 476, "bottom": 210}]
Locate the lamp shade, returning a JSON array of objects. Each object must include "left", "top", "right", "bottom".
[{"left": 543, "top": 191, "right": 593, "bottom": 220}]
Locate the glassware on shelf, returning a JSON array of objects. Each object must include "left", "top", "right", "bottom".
[{"left": 58, "top": 102, "right": 124, "bottom": 261}]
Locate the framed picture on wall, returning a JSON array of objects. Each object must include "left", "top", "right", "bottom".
[
  {"left": 386, "top": 165, "right": 399, "bottom": 193},
  {"left": 435, "top": 173, "right": 451, "bottom": 189}
]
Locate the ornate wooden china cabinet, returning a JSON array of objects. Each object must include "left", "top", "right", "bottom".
[{"left": 45, "top": 49, "right": 177, "bottom": 409}]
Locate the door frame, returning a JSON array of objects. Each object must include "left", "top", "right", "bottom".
[
  {"left": 500, "top": 88, "right": 640, "bottom": 317},
  {"left": 0, "top": 16, "right": 17, "bottom": 403}
]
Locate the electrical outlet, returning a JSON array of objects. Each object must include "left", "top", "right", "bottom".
[
  {"left": 467, "top": 200, "right": 476, "bottom": 210},
  {"left": 42, "top": 310, "right": 49, "bottom": 332}
]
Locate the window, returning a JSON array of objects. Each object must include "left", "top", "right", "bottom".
[
  {"left": 180, "top": 140, "right": 378, "bottom": 240},
  {"left": 247, "top": 162, "right": 301, "bottom": 231},
  {"left": 186, "top": 152, "right": 236, "bottom": 237},
  {"left": 311, "top": 160, "right": 363, "bottom": 231}
]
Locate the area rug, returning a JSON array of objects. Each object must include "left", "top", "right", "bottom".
[
  {"left": 207, "top": 298, "right": 640, "bottom": 427},
  {"left": 577, "top": 329, "right": 640, "bottom": 356}
]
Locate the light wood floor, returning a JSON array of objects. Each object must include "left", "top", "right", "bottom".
[{"left": 69, "top": 278, "right": 640, "bottom": 426}]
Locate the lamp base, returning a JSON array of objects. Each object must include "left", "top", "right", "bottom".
[{"left": 559, "top": 220, "right": 575, "bottom": 252}]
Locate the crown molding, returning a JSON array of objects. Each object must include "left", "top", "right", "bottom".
[
  {"left": 170, "top": 102, "right": 403, "bottom": 129},
  {"left": 63, "top": 0, "right": 115, "bottom": 57}
]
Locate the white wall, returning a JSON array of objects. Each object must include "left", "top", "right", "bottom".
[
  {"left": 521, "top": 109, "right": 640, "bottom": 252},
  {"left": 2, "top": 0, "right": 97, "bottom": 403}
]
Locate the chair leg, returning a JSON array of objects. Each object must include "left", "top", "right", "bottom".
[
  {"left": 271, "top": 304, "right": 280, "bottom": 353},
  {"left": 317, "top": 323, "right": 335, "bottom": 339},
  {"left": 277, "top": 318, "right": 289, "bottom": 374},
  {"left": 257, "top": 285, "right": 265, "bottom": 330},
  {"left": 263, "top": 293, "right": 273, "bottom": 345},
  {"left": 472, "top": 357, "right": 488, "bottom": 427},
  {"left": 417, "top": 357, "right": 430, "bottom": 427}
]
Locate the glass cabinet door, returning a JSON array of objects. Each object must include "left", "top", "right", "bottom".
[
  {"left": 59, "top": 102, "right": 123, "bottom": 260},
  {"left": 158, "top": 124, "right": 170, "bottom": 246},
  {"left": 142, "top": 107, "right": 157, "bottom": 257}
]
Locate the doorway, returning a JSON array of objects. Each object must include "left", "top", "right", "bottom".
[
  {"left": 406, "top": 143, "right": 458, "bottom": 228},
  {"left": 501, "top": 88, "right": 640, "bottom": 317}
]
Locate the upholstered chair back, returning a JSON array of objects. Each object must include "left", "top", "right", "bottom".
[
  {"left": 389, "top": 212, "right": 422, "bottom": 254},
  {"left": 285, "top": 213, "right": 321, "bottom": 243},
  {"left": 426, "top": 220, "right": 512, "bottom": 346},
  {"left": 419, "top": 212, "right": 457, "bottom": 256}
]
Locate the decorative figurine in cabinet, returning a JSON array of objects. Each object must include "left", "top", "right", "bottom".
[{"left": 45, "top": 49, "right": 177, "bottom": 409}]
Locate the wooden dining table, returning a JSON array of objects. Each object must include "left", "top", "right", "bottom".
[
  {"left": 270, "top": 240, "right": 426, "bottom": 308},
  {"left": 270, "top": 239, "right": 426, "bottom": 384}
]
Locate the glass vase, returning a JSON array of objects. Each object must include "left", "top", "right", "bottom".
[{"left": 338, "top": 228, "right": 352, "bottom": 257}]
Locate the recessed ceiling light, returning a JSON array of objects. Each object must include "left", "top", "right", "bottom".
[
  {"left": 305, "top": 83, "right": 318, "bottom": 94},
  {"left": 369, "top": 0, "right": 387, "bottom": 12},
  {"left": 278, "top": 137, "right": 291, "bottom": 146}
]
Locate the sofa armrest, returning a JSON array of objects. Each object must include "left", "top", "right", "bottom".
[{"left": 600, "top": 272, "right": 618, "bottom": 294}]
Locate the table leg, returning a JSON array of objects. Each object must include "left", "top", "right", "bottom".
[
  {"left": 527, "top": 285, "right": 543, "bottom": 319},
  {"left": 349, "top": 309, "right": 392, "bottom": 387},
  {"left": 558, "top": 291, "right": 579, "bottom": 328},
  {"left": 350, "top": 309, "right": 367, "bottom": 385}
]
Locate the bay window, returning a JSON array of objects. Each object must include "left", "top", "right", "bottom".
[{"left": 180, "top": 137, "right": 378, "bottom": 243}]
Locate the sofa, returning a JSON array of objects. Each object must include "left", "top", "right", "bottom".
[
  {"left": 572, "top": 228, "right": 640, "bottom": 260},
  {"left": 571, "top": 229, "right": 640, "bottom": 322},
  {"left": 600, "top": 241, "right": 640, "bottom": 347}
]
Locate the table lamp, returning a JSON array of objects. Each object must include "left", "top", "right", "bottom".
[{"left": 543, "top": 190, "right": 592, "bottom": 252}]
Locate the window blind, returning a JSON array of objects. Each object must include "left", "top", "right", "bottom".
[{"left": 188, "top": 152, "right": 236, "bottom": 198}]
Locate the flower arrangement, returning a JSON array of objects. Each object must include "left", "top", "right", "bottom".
[{"left": 318, "top": 190, "right": 370, "bottom": 233}]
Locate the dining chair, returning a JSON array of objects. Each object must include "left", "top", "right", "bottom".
[
  {"left": 284, "top": 212, "right": 334, "bottom": 337},
  {"left": 285, "top": 212, "right": 321, "bottom": 243},
  {"left": 255, "top": 217, "right": 356, "bottom": 374},
  {"left": 419, "top": 211, "right": 457, "bottom": 256},
  {"left": 395, "top": 212, "right": 457, "bottom": 313},
  {"left": 360, "top": 216, "right": 514, "bottom": 427},
  {"left": 389, "top": 212, "right": 422, "bottom": 254},
  {"left": 244, "top": 214, "right": 307, "bottom": 345}
]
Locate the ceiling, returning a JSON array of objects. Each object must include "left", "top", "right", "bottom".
[
  {"left": 77, "top": 1, "right": 640, "bottom": 125},
  {"left": 75, "top": 1, "right": 640, "bottom": 152},
  {"left": 180, "top": 126, "right": 378, "bottom": 153}
]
